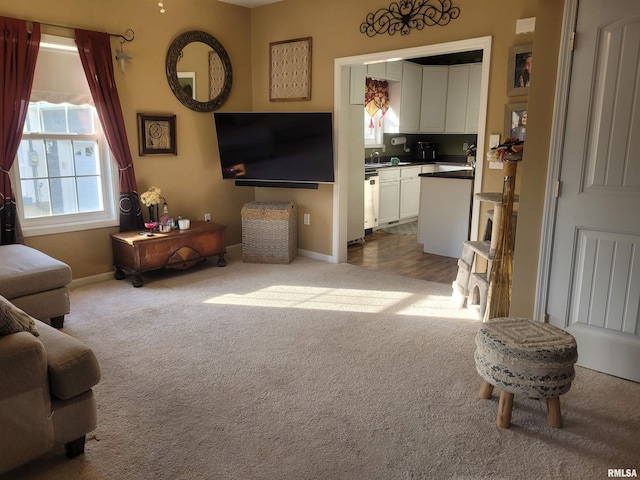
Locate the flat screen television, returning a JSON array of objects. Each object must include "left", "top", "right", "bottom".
[{"left": 213, "top": 112, "right": 335, "bottom": 188}]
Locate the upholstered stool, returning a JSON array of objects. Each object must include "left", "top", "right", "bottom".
[{"left": 475, "top": 317, "right": 578, "bottom": 428}]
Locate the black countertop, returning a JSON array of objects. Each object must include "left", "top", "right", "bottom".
[
  {"left": 419, "top": 170, "right": 475, "bottom": 180},
  {"left": 364, "top": 154, "right": 471, "bottom": 170}
]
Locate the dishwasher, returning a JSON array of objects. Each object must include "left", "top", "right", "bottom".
[{"left": 364, "top": 171, "right": 379, "bottom": 232}]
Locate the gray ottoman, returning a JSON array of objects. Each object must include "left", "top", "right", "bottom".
[
  {"left": 0, "top": 245, "right": 72, "bottom": 328},
  {"left": 475, "top": 317, "right": 578, "bottom": 428}
]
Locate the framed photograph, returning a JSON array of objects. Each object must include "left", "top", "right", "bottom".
[
  {"left": 177, "top": 72, "right": 196, "bottom": 100},
  {"left": 137, "top": 113, "right": 177, "bottom": 156},
  {"left": 504, "top": 103, "right": 527, "bottom": 141},
  {"left": 269, "top": 37, "right": 312, "bottom": 101},
  {"left": 507, "top": 44, "right": 532, "bottom": 96}
]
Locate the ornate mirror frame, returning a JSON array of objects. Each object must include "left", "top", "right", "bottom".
[{"left": 166, "top": 30, "right": 232, "bottom": 112}]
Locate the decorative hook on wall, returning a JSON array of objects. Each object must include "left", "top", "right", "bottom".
[
  {"left": 111, "top": 28, "right": 135, "bottom": 44},
  {"left": 360, "top": 0, "right": 460, "bottom": 37}
]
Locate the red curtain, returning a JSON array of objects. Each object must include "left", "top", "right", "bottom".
[
  {"left": 75, "top": 29, "right": 143, "bottom": 232},
  {"left": 0, "top": 17, "right": 40, "bottom": 245}
]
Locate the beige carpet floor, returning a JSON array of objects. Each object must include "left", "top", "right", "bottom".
[{"left": 6, "top": 248, "right": 640, "bottom": 479}]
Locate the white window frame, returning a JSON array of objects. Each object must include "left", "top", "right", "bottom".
[
  {"left": 364, "top": 108, "right": 385, "bottom": 148},
  {"left": 10, "top": 35, "right": 119, "bottom": 237}
]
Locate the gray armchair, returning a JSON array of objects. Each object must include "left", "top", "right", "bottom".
[{"left": 0, "top": 295, "right": 100, "bottom": 474}]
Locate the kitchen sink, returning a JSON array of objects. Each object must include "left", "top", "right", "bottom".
[{"left": 365, "top": 162, "right": 412, "bottom": 168}]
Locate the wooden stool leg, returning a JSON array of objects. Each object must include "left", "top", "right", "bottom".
[
  {"left": 546, "top": 397, "right": 562, "bottom": 428},
  {"left": 479, "top": 380, "right": 494, "bottom": 399},
  {"left": 497, "top": 391, "right": 514, "bottom": 428}
]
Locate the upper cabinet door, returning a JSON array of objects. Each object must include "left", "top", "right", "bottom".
[
  {"left": 399, "top": 62, "right": 423, "bottom": 133},
  {"left": 419, "top": 66, "right": 449, "bottom": 133},
  {"left": 445, "top": 65, "right": 470, "bottom": 133},
  {"left": 385, "top": 61, "right": 403, "bottom": 81},
  {"left": 465, "top": 63, "right": 482, "bottom": 133}
]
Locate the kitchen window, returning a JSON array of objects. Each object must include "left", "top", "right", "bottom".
[
  {"left": 364, "top": 108, "right": 384, "bottom": 147},
  {"left": 364, "top": 77, "right": 389, "bottom": 148},
  {"left": 11, "top": 34, "right": 118, "bottom": 236}
]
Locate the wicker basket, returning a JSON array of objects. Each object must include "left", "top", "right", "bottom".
[{"left": 241, "top": 202, "right": 298, "bottom": 264}]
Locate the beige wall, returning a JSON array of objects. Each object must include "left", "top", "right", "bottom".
[
  {"left": 250, "top": 1, "right": 540, "bottom": 258},
  {"left": 1, "top": 0, "right": 255, "bottom": 278},
  {"left": 510, "top": 0, "right": 565, "bottom": 317},
  {"left": 3, "top": 0, "right": 565, "bottom": 318}
]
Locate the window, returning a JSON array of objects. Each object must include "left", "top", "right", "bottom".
[
  {"left": 364, "top": 108, "right": 384, "bottom": 148},
  {"left": 11, "top": 35, "right": 118, "bottom": 236}
]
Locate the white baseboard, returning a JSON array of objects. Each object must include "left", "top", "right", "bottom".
[{"left": 298, "top": 248, "right": 334, "bottom": 263}]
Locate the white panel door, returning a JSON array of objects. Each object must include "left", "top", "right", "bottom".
[{"left": 547, "top": 0, "right": 640, "bottom": 381}]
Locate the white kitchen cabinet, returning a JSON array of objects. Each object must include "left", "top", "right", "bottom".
[
  {"left": 378, "top": 168, "right": 400, "bottom": 224},
  {"left": 349, "top": 65, "right": 366, "bottom": 105},
  {"left": 385, "top": 61, "right": 403, "bottom": 81},
  {"left": 379, "top": 180, "right": 400, "bottom": 224},
  {"left": 398, "top": 62, "right": 422, "bottom": 133},
  {"left": 421, "top": 164, "right": 437, "bottom": 174},
  {"left": 419, "top": 66, "right": 449, "bottom": 133},
  {"left": 445, "top": 65, "right": 470, "bottom": 133},
  {"left": 399, "top": 166, "right": 422, "bottom": 219},
  {"left": 366, "top": 61, "right": 402, "bottom": 81},
  {"left": 465, "top": 63, "right": 482, "bottom": 133},
  {"left": 443, "top": 63, "right": 482, "bottom": 133},
  {"left": 366, "top": 62, "right": 386, "bottom": 80},
  {"left": 377, "top": 166, "right": 423, "bottom": 224}
]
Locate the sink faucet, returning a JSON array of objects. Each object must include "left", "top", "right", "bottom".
[{"left": 369, "top": 151, "right": 380, "bottom": 164}]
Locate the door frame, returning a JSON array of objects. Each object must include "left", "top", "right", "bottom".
[
  {"left": 534, "top": 0, "right": 578, "bottom": 320},
  {"left": 332, "top": 36, "right": 493, "bottom": 263}
]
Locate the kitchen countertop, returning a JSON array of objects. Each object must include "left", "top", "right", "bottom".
[
  {"left": 419, "top": 170, "right": 475, "bottom": 180},
  {"left": 365, "top": 160, "right": 471, "bottom": 170}
]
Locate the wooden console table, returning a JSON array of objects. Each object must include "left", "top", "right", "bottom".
[{"left": 111, "top": 221, "right": 227, "bottom": 287}]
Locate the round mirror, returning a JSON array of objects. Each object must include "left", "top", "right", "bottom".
[{"left": 166, "top": 30, "right": 232, "bottom": 112}]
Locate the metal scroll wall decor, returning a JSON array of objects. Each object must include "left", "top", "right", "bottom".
[{"left": 360, "top": 0, "right": 460, "bottom": 37}]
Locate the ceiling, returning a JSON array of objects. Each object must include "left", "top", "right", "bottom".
[{"left": 217, "top": 0, "right": 282, "bottom": 7}]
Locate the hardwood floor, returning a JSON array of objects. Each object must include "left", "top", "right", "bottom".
[{"left": 347, "top": 228, "right": 459, "bottom": 284}]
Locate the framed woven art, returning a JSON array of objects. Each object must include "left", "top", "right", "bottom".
[
  {"left": 137, "top": 113, "right": 177, "bottom": 156},
  {"left": 269, "top": 37, "right": 312, "bottom": 101}
]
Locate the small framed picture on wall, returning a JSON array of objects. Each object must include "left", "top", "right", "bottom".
[
  {"left": 508, "top": 44, "right": 532, "bottom": 96},
  {"left": 504, "top": 103, "right": 528, "bottom": 142},
  {"left": 137, "top": 113, "right": 177, "bottom": 156}
]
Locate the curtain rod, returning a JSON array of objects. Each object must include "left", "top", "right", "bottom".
[{"left": 28, "top": 20, "right": 135, "bottom": 43}]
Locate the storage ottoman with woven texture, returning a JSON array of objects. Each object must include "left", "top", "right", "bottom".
[
  {"left": 241, "top": 202, "right": 297, "bottom": 264},
  {"left": 475, "top": 317, "right": 578, "bottom": 398},
  {"left": 475, "top": 317, "right": 578, "bottom": 428}
]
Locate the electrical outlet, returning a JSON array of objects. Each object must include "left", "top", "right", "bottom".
[
  {"left": 204, "top": 213, "right": 211, "bottom": 222},
  {"left": 463, "top": 142, "right": 469, "bottom": 151},
  {"left": 303, "top": 213, "right": 310, "bottom": 225}
]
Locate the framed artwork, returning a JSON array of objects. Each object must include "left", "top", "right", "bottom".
[
  {"left": 507, "top": 44, "right": 532, "bottom": 96},
  {"left": 504, "top": 103, "right": 528, "bottom": 142},
  {"left": 137, "top": 114, "right": 177, "bottom": 155},
  {"left": 177, "top": 72, "right": 196, "bottom": 100},
  {"left": 269, "top": 37, "right": 312, "bottom": 101}
]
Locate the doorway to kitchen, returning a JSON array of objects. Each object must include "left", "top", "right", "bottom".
[{"left": 332, "top": 36, "right": 492, "bottom": 279}]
